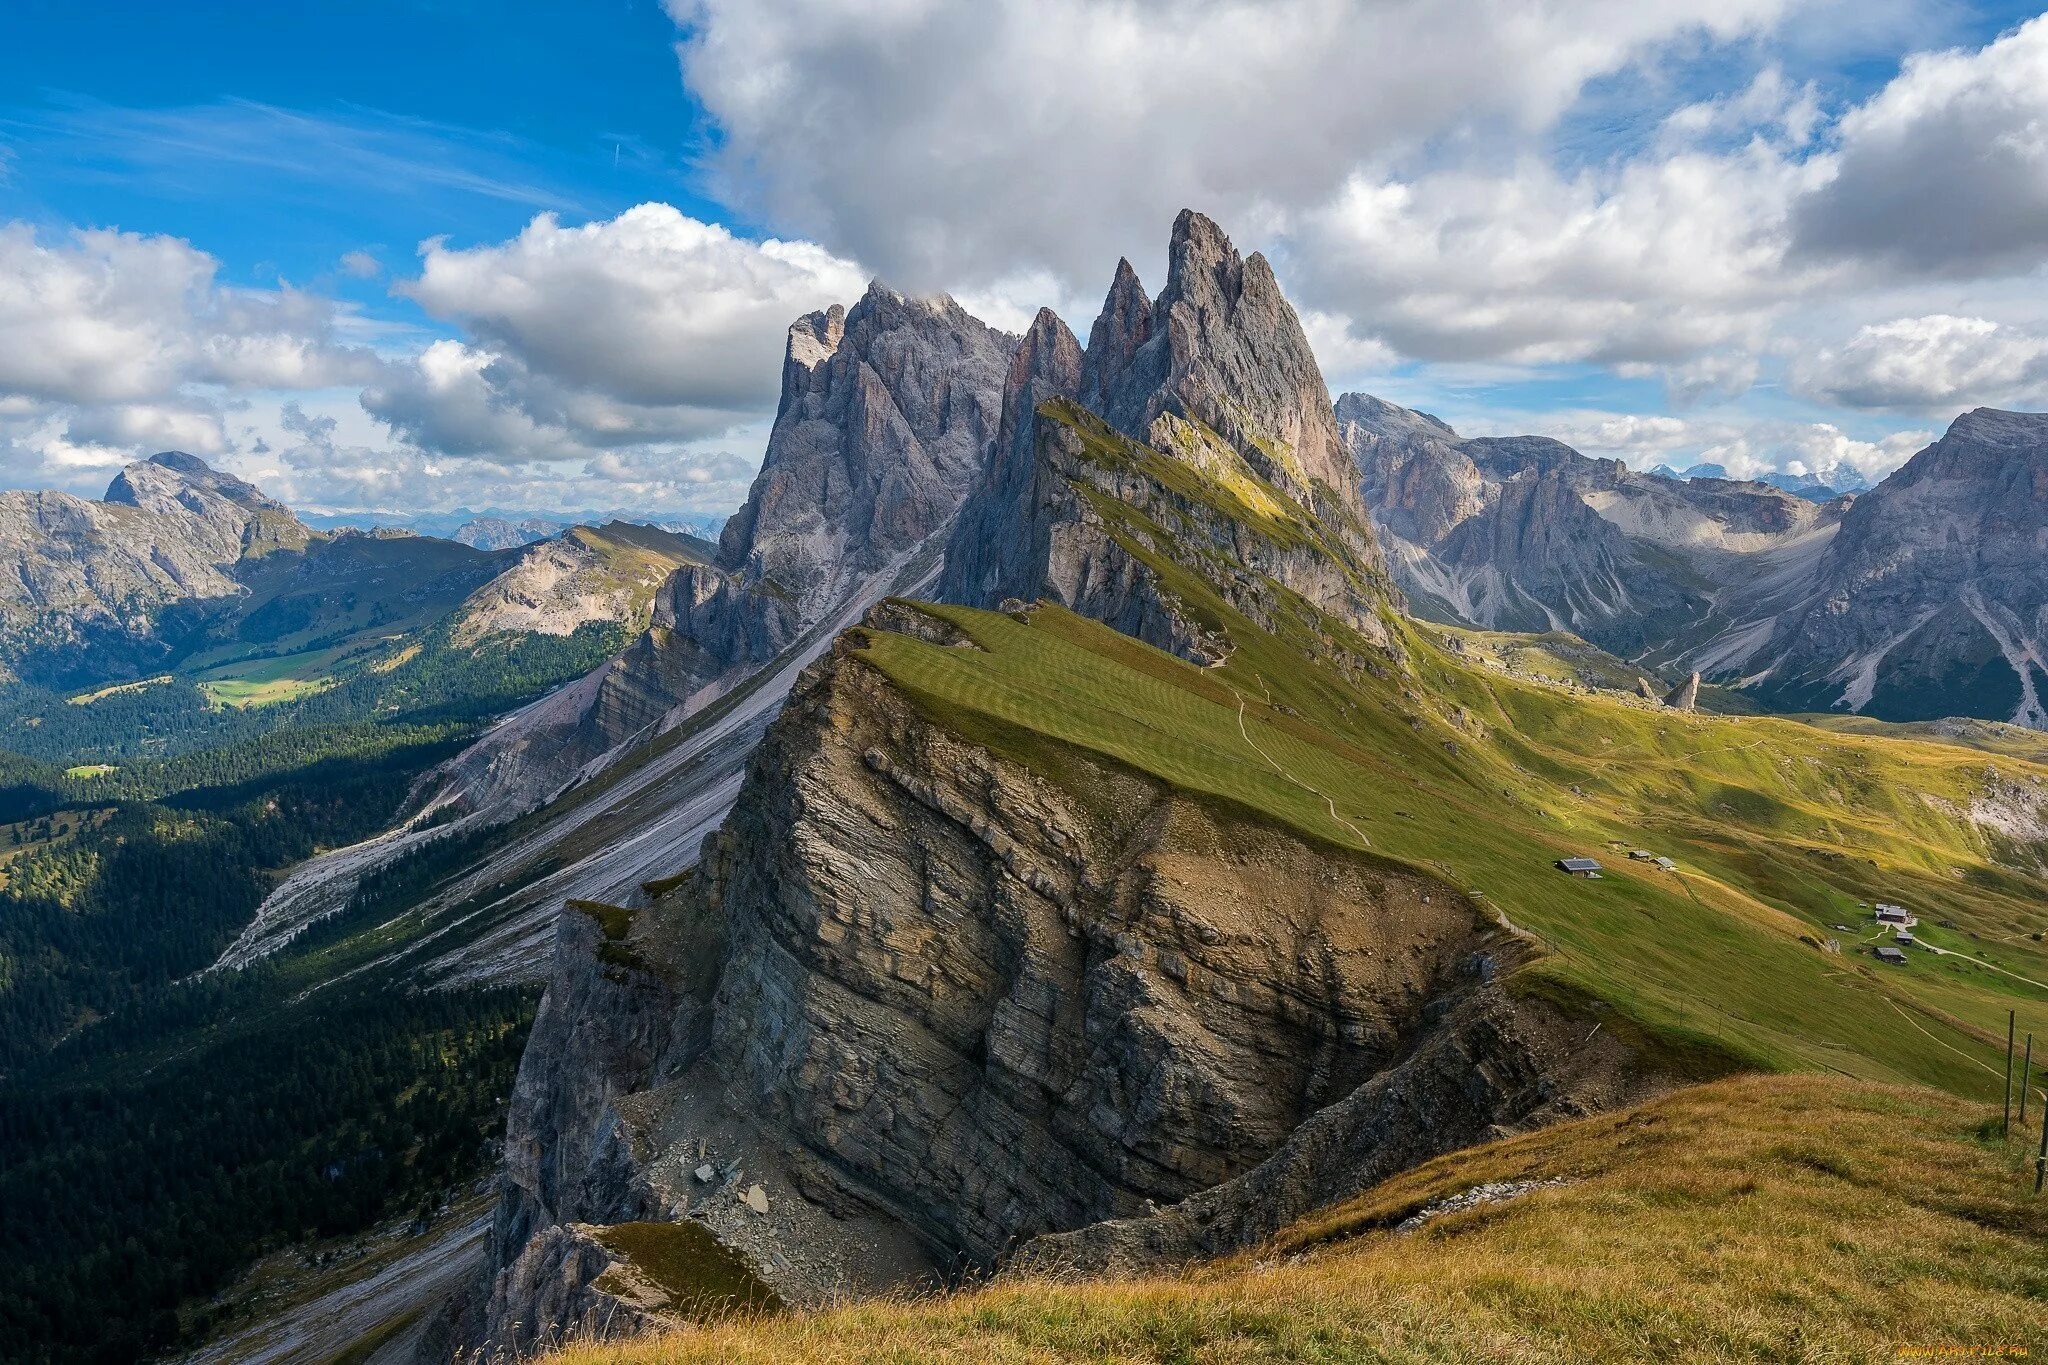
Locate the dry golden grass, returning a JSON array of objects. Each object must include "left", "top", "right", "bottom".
[{"left": 541, "top": 1075, "right": 2047, "bottom": 1365}]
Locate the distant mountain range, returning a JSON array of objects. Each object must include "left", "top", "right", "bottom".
[
  {"left": 0, "top": 453, "right": 713, "bottom": 692},
  {"left": 299, "top": 507, "right": 727, "bottom": 548},
  {"left": 1645, "top": 461, "right": 1872, "bottom": 502},
  {"left": 1346, "top": 398, "right": 2048, "bottom": 727}
]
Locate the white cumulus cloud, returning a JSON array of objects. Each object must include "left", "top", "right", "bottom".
[
  {"left": 399, "top": 203, "right": 866, "bottom": 412},
  {"left": 1794, "top": 315, "right": 2048, "bottom": 412},
  {"left": 1791, "top": 15, "right": 2048, "bottom": 277},
  {"left": 668, "top": 0, "right": 1789, "bottom": 293}
]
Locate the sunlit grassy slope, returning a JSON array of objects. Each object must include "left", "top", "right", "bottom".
[
  {"left": 852, "top": 594, "right": 2048, "bottom": 1100},
  {"left": 547, "top": 400, "right": 2047, "bottom": 1362},
  {"left": 547, "top": 1075, "right": 2048, "bottom": 1364}
]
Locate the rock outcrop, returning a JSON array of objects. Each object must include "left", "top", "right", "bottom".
[
  {"left": 420, "top": 284, "right": 1016, "bottom": 822},
  {"left": 941, "top": 211, "right": 1394, "bottom": 663},
  {"left": 1732, "top": 409, "right": 2048, "bottom": 727},
  {"left": 0, "top": 452, "right": 313, "bottom": 686},
  {"left": 1337, "top": 393, "right": 1840, "bottom": 660},
  {"left": 1663, "top": 671, "right": 1701, "bottom": 711},
  {"left": 476, "top": 616, "right": 1669, "bottom": 1347}
]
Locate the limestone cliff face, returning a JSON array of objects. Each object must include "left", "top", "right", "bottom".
[
  {"left": 477, "top": 611, "right": 1666, "bottom": 1348},
  {"left": 1097, "top": 211, "right": 1362, "bottom": 513},
  {"left": 643, "top": 284, "right": 1015, "bottom": 701},
  {"left": 941, "top": 212, "right": 1394, "bottom": 663},
  {"left": 0, "top": 452, "right": 312, "bottom": 686},
  {"left": 421, "top": 285, "right": 1014, "bottom": 822},
  {"left": 1740, "top": 409, "right": 2048, "bottom": 727},
  {"left": 715, "top": 287, "right": 1014, "bottom": 613},
  {"left": 1337, "top": 393, "right": 1841, "bottom": 663}
]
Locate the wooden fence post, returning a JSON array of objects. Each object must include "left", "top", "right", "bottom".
[
  {"left": 2023, "top": 1033, "right": 2034, "bottom": 1129},
  {"left": 2036, "top": 1102, "right": 2048, "bottom": 1196},
  {"left": 2005, "top": 1010, "right": 2016, "bottom": 1138}
]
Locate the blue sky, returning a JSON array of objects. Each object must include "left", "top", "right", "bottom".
[
  {"left": 4, "top": 0, "right": 2048, "bottom": 515},
  {"left": 0, "top": 0, "right": 719, "bottom": 339}
]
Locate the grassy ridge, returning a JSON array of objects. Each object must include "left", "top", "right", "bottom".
[
  {"left": 544, "top": 1074, "right": 2047, "bottom": 1363},
  {"left": 853, "top": 600, "right": 2048, "bottom": 1099}
]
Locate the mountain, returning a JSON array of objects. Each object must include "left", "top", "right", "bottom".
[
  {"left": 1334, "top": 399, "right": 2048, "bottom": 729},
  {"left": 304, "top": 508, "right": 728, "bottom": 544},
  {"left": 453, "top": 516, "right": 567, "bottom": 550},
  {"left": 1336, "top": 395, "right": 1839, "bottom": 659},
  {"left": 1759, "top": 469, "right": 1867, "bottom": 502},
  {"left": 0, "top": 452, "right": 313, "bottom": 685},
  {"left": 940, "top": 209, "right": 1391, "bottom": 660},
  {"left": 1724, "top": 408, "right": 2048, "bottom": 726},
  {"left": 18, "top": 215, "right": 2043, "bottom": 1365},
  {"left": 1648, "top": 463, "right": 1866, "bottom": 504},
  {"left": 0, "top": 452, "right": 716, "bottom": 712},
  {"left": 466, "top": 212, "right": 2048, "bottom": 1358},
  {"left": 448, "top": 522, "right": 715, "bottom": 645},
  {"left": 419, "top": 282, "right": 1016, "bottom": 825}
]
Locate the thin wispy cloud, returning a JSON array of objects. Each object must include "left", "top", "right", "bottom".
[{"left": 0, "top": 97, "right": 581, "bottom": 215}]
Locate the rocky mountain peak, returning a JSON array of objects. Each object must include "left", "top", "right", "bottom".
[
  {"left": 1894, "top": 407, "right": 2048, "bottom": 487},
  {"left": 1334, "top": 393, "right": 1460, "bottom": 446},
  {"left": 934, "top": 307, "right": 1085, "bottom": 608},
  {"left": 1003, "top": 309, "right": 1087, "bottom": 467},
  {"left": 105, "top": 451, "right": 286, "bottom": 514},
  {"left": 1, "top": 452, "right": 315, "bottom": 685},
  {"left": 940, "top": 210, "right": 1394, "bottom": 659},
  {"left": 781, "top": 304, "right": 847, "bottom": 402},
  {"left": 1079, "top": 257, "right": 1152, "bottom": 412},
  {"left": 1739, "top": 409, "right": 2048, "bottom": 725},
  {"left": 146, "top": 450, "right": 214, "bottom": 476},
  {"left": 1092, "top": 210, "right": 1360, "bottom": 511},
  {"left": 717, "top": 284, "right": 1014, "bottom": 592}
]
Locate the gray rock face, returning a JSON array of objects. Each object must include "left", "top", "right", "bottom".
[
  {"left": 1337, "top": 392, "right": 1841, "bottom": 662},
  {"left": 423, "top": 284, "right": 1016, "bottom": 821},
  {"left": 476, "top": 618, "right": 1666, "bottom": 1345},
  {"left": 1097, "top": 211, "right": 1362, "bottom": 512},
  {"left": 941, "top": 211, "right": 1393, "bottom": 661},
  {"left": 714, "top": 287, "right": 1013, "bottom": 615},
  {"left": 1339, "top": 396, "right": 2048, "bottom": 729},
  {"left": 0, "top": 452, "right": 312, "bottom": 686},
  {"left": 935, "top": 308, "right": 1086, "bottom": 610},
  {"left": 1735, "top": 408, "right": 2048, "bottom": 727},
  {"left": 1012, "top": 974, "right": 1643, "bottom": 1276},
  {"left": 1664, "top": 671, "right": 1701, "bottom": 711}
]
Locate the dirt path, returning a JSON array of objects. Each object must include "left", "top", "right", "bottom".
[
  {"left": 1226, "top": 685, "right": 1370, "bottom": 848},
  {"left": 1914, "top": 941, "right": 2048, "bottom": 994}
]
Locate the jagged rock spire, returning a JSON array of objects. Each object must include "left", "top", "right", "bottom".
[
  {"left": 1092, "top": 210, "right": 1360, "bottom": 512},
  {"left": 1079, "top": 257, "right": 1151, "bottom": 414},
  {"left": 715, "top": 279, "right": 1014, "bottom": 598},
  {"left": 936, "top": 307, "right": 1084, "bottom": 607},
  {"left": 939, "top": 209, "right": 1395, "bottom": 655}
]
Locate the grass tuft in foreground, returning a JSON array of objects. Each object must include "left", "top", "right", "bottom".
[{"left": 542, "top": 1075, "right": 2047, "bottom": 1364}]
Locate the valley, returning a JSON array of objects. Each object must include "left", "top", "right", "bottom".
[{"left": 2, "top": 210, "right": 2045, "bottom": 1365}]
